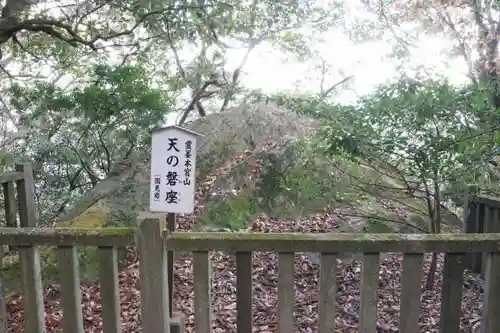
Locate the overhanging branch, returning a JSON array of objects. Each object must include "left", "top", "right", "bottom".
[{"left": 0, "top": 4, "right": 218, "bottom": 54}]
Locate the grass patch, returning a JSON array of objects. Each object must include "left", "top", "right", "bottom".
[
  {"left": 196, "top": 190, "right": 260, "bottom": 230},
  {"left": 365, "top": 218, "right": 398, "bottom": 233},
  {"left": 197, "top": 141, "right": 237, "bottom": 181},
  {"left": 258, "top": 140, "right": 351, "bottom": 220}
]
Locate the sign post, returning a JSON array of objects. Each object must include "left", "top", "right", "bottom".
[{"left": 150, "top": 125, "right": 201, "bottom": 318}]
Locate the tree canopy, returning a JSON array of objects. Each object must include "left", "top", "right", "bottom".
[{"left": 1, "top": 0, "right": 500, "bottom": 225}]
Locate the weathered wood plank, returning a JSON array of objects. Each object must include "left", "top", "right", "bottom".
[
  {"left": 399, "top": 253, "right": 423, "bottom": 333},
  {"left": 360, "top": 253, "right": 379, "bottom": 333},
  {"left": 481, "top": 252, "right": 500, "bottom": 333},
  {"left": 193, "top": 251, "right": 212, "bottom": 333},
  {"left": 0, "top": 181, "right": 15, "bottom": 333},
  {"left": 3, "top": 182, "right": 17, "bottom": 228},
  {"left": 164, "top": 232, "right": 500, "bottom": 253},
  {"left": 440, "top": 253, "right": 465, "bottom": 333},
  {"left": 136, "top": 217, "right": 170, "bottom": 333},
  {"left": 318, "top": 253, "right": 337, "bottom": 333},
  {"left": 483, "top": 206, "right": 493, "bottom": 273},
  {"left": 469, "top": 203, "right": 482, "bottom": 272},
  {"left": 465, "top": 203, "right": 478, "bottom": 233},
  {"left": 0, "top": 227, "right": 135, "bottom": 246},
  {"left": 0, "top": 171, "right": 23, "bottom": 184},
  {"left": 462, "top": 187, "right": 472, "bottom": 232},
  {"left": 236, "top": 252, "right": 252, "bottom": 333},
  {"left": 277, "top": 252, "right": 294, "bottom": 333},
  {"left": 16, "top": 163, "right": 37, "bottom": 228},
  {"left": 16, "top": 163, "right": 46, "bottom": 333},
  {"left": 473, "top": 195, "right": 500, "bottom": 210},
  {"left": 57, "top": 246, "right": 84, "bottom": 333},
  {"left": 98, "top": 247, "right": 121, "bottom": 333},
  {"left": 19, "top": 246, "right": 46, "bottom": 333},
  {"left": 166, "top": 213, "right": 175, "bottom": 319},
  {"left": 493, "top": 209, "right": 500, "bottom": 233},
  {"left": 0, "top": 280, "right": 5, "bottom": 333}
]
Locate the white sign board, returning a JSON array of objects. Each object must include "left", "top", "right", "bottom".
[{"left": 149, "top": 125, "right": 201, "bottom": 214}]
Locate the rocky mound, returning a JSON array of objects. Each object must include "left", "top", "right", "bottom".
[
  {"left": 2, "top": 103, "right": 463, "bottom": 292},
  {"left": 56, "top": 103, "right": 318, "bottom": 229},
  {"left": 56, "top": 102, "right": 461, "bottom": 233}
]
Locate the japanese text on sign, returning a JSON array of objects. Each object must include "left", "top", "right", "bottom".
[{"left": 149, "top": 126, "right": 199, "bottom": 213}]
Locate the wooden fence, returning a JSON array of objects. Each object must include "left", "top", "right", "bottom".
[
  {"left": 2, "top": 166, "right": 500, "bottom": 333},
  {"left": 464, "top": 191, "right": 500, "bottom": 273},
  {"left": 0, "top": 163, "right": 37, "bottom": 333},
  {"left": 1, "top": 221, "right": 500, "bottom": 333}
]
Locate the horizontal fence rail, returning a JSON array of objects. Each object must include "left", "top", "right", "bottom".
[
  {"left": 0, "top": 227, "right": 136, "bottom": 246},
  {"left": 471, "top": 195, "right": 500, "bottom": 210},
  {"left": 0, "top": 171, "right": 25, "bottom": 184},
  {"left": 163, "top": 231, "right": 500, "bottom": 253}
]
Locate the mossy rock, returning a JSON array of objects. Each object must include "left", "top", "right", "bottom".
[
  {"left": 11, "top": 103, "right": 469, "bottom": 293},
  {"left": 196, "top": 139, "right": 359, "bottom": 230},
  {"left": 1, "top": 245, "right": 106, "bottom": 294},
  {"left": 196, "top": 190, "right": 261, "bottom": 231}
]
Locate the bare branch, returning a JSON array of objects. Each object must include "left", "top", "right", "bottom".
[
  {"left": 177, "top": 77, "right": 227, "bottom": 125},
  {"left": 165, "top": 20, "right": 187, "bottom": 80},
  {"left": 0, "top": 4, "right": 218, "bottom": 54},
  {"left": 219, "top": 41, "right": 257, "bottom": 111},
  {"left": 319, "top": 75, "right": 354, "bottom": 98}
]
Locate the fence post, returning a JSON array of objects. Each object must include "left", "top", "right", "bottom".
[
  {"left": 481, "top": 252, "right": 500, "bottom": 333},
  {"left": 16, "top": 163, "right": 45, "bottom": 333},
  {"left": 136, "top": 217, "right": 170, "bottom": 333},
  {"left": 462, "top": 186, "right": 470, "bottom": 233},
  {"left": 463, "top": 185, "right": 478, "bottom": 233},
  {"left": 0, "top": 178, "right": 16, "bottom": 333}
]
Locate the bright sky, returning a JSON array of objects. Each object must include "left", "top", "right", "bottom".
[
  {"left": 224, "top": 33, "right": 471, "bottom": 105},
  {"left": 166, "top": 28, "right": 471, "bottom": 125}
]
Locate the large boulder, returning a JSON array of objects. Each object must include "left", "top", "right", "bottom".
[
  {"left": 3, "top": 104, "right": 460, "bottom": 289},
  {"left": 57, "top": 103, "right": 319, "bottom": 228},
  {"left": 1, "top": 103, "right": 465, "bottom": 292}
]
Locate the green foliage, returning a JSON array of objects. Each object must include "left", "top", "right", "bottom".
[
  {"left": 197, "top": 190, "right": 260, "bottom": 230},
  {"left": 317, "top": 78, "right": 500, "bottom": 205},
  {"left": 258, "top": 140, "right": 349, "bottom": 219},
  {"left": 0, "top": 0, "right": 344, "bottom": 226},
  {"left": 7, "top": 63, "right": 174, "bottom": 223}
]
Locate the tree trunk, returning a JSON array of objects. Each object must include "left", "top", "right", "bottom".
[
  {"left": 424, "top": 177, "right": 442, "bottom": 291},
  {"left": 425, "top": 252, "right": 438, "bottom": 291},
  {"left": 0, "top": 247, "right": 7, "bottom": 333}
]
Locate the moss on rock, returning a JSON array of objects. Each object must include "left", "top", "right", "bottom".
[{"left": 197, "top": 190, "right": 260, "bottom": 230}]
